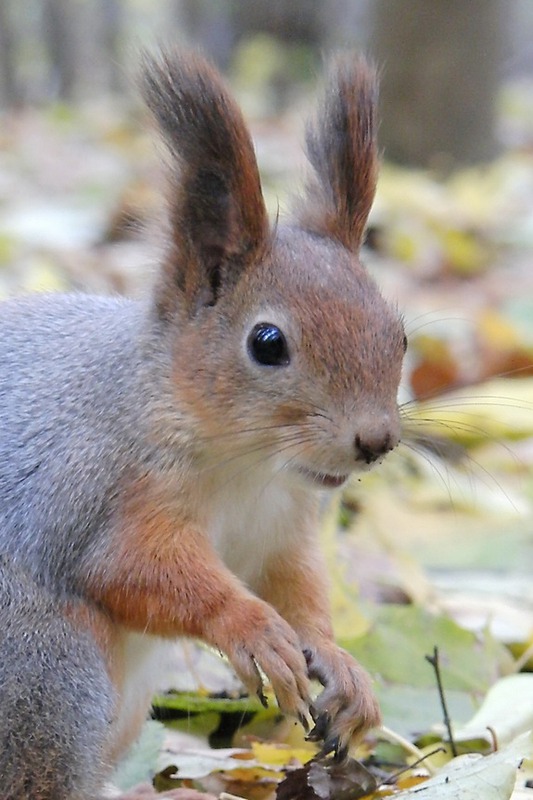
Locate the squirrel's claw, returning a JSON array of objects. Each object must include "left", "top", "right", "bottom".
[
  {"left": 257, "top": 688, "right": 269, "bottom": 708},
  {"left": 306, "top": 710, "right": 330, "bottom": 742},
  {"left": 298, "top": 711, "right": 310, "bottom": 734}
]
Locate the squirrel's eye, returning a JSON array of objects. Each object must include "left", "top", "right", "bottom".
[
  {"left": 402, "top": 333, "right": 408, "bottom": 353},
  {"left": 248, "top": 323, "right": 290, "bottom": 366}
]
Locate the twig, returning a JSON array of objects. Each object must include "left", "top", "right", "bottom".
[
  {"left": 425, "top": 646, "right": 458, "bottom": 758},
  {"left": 386, "top": 746, "right": 447, "bottom": 784}
]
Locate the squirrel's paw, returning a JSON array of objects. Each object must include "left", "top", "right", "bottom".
[
  {"left": 212, "top": 597, "right": 312, "bottom": 726},
  {"left": 304, "top": 643, "right": 381, "bottom": 759}
]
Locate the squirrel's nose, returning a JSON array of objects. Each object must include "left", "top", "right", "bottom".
[{"left": 355, "top": 429, "right": 398, "bottom": 465}]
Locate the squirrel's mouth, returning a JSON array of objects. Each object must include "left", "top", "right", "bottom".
[{"left": 295, "top": 466, "right": 349, "bottom": 490}]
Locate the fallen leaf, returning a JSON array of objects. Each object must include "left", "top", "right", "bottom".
[
  {"left": 390, "top": 732, "right": 532, "bottom": 799},
  {"left": 454, "top": 674, "right": 533, "bottom": 748},
  {"left": 276, "top": 755, "right": 377, "bottom": 800}
]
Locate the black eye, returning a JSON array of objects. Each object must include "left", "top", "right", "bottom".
[
  {"left": 248, "top": 323, "right": 290, "bottom": 366},
  {"left": 402, "top": 333, "right": 408, "bottom": 353}
]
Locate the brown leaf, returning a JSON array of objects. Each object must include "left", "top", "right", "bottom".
[{"left": 276, "top": 756, "right": 378, "bottom": 800}]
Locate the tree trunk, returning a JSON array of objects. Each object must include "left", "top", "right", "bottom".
[
  {"left": 42, "top": 0, "right": 76, "bottom": 101},
  {"left": 371, "top": 0, "right": 506, "bottom": 168},
  {"left": 101, "top": 0, "right": 124, "bottom": 94},
  {"left": 0, "top": 2, "right": 19, "bottom": 107}
]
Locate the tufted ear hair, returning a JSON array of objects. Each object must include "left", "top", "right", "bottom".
[
  {"left": 141, "top": 50, "right": 270, "bottom": 319},
  {"left": 296, "top": 54, "right": 378, "bottom": 253}
]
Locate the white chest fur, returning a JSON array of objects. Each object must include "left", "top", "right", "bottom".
[{"left": 199, "top": 465, "right": 304, "bottom": 589}]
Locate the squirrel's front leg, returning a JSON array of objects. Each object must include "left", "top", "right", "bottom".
[
  {"left": 257, "top": 533, "right": 381, "bottom": 756},
  {"left": 83, "top": 477, "right": 311, "bottom": 726}
]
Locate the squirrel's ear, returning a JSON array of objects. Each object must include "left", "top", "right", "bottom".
[
  {"left": 141, "top": 50, "right": 269, "bottom": 318},
  {"left": 296, "top": 55, "right": 378, "bottom": 253}
]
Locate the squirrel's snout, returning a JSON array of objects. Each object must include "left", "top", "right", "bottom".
[{"left": 355, "top": 427, "right": 399, "bottom": 465}]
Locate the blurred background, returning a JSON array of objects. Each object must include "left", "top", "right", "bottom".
[
  {"left": 1, "top": 0, "right": 533, "bottom": 734},
  {"left": 2, "top": 0, "right": 532, "bottom": 155},
  {"left": 1, "top": 1, "right": 533, "bottom": 383}
]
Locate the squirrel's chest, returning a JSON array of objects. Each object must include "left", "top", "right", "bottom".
[{"left": 200, "top": 474, "right": 301, "bottom": 588}]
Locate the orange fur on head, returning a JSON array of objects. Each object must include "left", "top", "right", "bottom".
[
  {"left": 297, "top": 55, "right": 378, "bottom": 251},
  {"left": 141, "top": 51, "right": 270, "bottom": 319}
]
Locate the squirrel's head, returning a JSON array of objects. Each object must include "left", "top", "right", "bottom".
[{"left": 142, "top": 50, "right": 405, "bottom": 490}]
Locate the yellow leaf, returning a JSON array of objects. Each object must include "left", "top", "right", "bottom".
[
  {"left": 438, "top": 228, "right": 488, "bottom": 275},
  {"left": 477, "top": 310, "right": 522, "bottom": 350},
  {"left": 406, "top": 377, "right": 533, "bottom": 445},
  {"left": 250, "top": 740, "right": 315, "bottom": 768}
]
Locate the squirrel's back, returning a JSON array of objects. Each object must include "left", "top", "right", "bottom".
[{"left": 0, "top": 294, "right": 146, "bottom": 591}]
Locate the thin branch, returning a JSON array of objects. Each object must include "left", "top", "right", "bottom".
[{"left": 425, "top": 646, "right": 457, "bottom": 758}]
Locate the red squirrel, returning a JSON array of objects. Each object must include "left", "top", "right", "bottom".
[{"left": 0, "top": 50, "right": 406, "bottom": 798}]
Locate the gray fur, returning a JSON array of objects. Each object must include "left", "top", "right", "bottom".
[
  {"left": 0, "top": 294, "right": 150, "bottom": 590},
  {"left": 0, "top": 555, "right": 114, "bottom": 799},
  {"left": 0, "top": 295, "right": 150, "bottom": 797}
]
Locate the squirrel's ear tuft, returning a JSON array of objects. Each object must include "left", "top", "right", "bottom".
[
  {"left": 296, "top": 54, "right": 378, "bottom": 253},
  {"left": 141, "top": 50, "right": 269, "bottom": 319}
]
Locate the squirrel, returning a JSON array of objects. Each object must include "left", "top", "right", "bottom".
[{"left": 0, "top": 49, "right": 406, "bottom": 799}]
